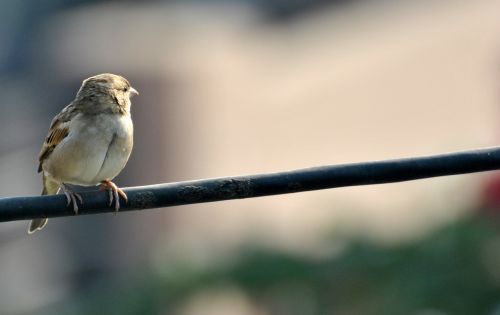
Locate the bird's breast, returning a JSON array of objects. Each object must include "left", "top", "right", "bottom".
[
  {"left": 93, "top": 114, "right": 134, "bottom": 183},
  {"left": 43, "top": 113, "right": 133, "bottom": 186}
]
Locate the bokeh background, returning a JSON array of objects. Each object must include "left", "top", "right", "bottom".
[{"left": 1, "top": 0, "right": 500, "bottom": 314}]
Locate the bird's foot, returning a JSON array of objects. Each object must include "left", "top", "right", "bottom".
[
  {"left": 99, "top": 180, "right": 127, "bottom": 212},
  {"left": 60, "top": 184, "right": 83, "bottom": 214}
]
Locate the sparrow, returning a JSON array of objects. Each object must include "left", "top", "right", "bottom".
[{"left": 29, "top": 73, "right": 138, "bottom": 234}]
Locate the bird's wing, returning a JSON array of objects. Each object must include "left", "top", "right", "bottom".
[{"left": 37, "top": 104, "right": 78, "bottom": 173}]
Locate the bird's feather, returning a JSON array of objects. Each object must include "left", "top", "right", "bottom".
[
  {"left": 28, "top": 174, "right": 59, "bottom": 233},
  {"left": 37, "top": 104, "right": 78, "bottom": 173}
]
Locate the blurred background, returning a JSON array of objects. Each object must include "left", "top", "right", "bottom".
[{"left": 1, "top": 0, "right": 500, "bottom": 314}]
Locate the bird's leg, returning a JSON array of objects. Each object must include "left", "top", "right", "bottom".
[
  {"left": 60, "top": 183, "right": 83, "bottom": 214},
  {"left": 99, "top": 180, "right": 127, "bottom": 212}
]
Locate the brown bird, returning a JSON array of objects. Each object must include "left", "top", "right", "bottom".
[{"left": 29, "top": 73, "right": 138, "bottom": 234}]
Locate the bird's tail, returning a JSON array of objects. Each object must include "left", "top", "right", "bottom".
[{"left": 28, "top": 175, "right": 59, "bottom": 234}]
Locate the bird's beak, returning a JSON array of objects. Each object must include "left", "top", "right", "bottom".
[{"left": 130, "top": 87, "right": 139, "bottom": 96}]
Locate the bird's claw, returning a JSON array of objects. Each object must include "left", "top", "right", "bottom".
[
  {"left": 60, "top": 184, "right": 83, "bottom": 214},
  {"left": 100, "top": 180, "right": 127, "bottom": 212}
]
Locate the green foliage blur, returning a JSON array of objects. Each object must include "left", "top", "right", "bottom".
[{"left": 54, "top": 214, "right": 500, "bottom": 315}]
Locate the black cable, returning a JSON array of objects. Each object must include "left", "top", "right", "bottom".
[{"left": 1, "top": 147, "right": 499, "bottom": 222}]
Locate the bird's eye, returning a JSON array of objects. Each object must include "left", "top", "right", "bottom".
[{"left": 123, "top": 86, "right": 129, "bottom": 92}]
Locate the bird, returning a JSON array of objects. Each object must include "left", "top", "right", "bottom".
[{"left": 29, "top": 73, "right": 138, "bottom": 234}]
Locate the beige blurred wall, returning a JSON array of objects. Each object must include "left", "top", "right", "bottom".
[{"left": 41, "top": 0, "right": 500, "bottom": 255}]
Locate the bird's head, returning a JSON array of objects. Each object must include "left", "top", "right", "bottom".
[{"left": 76, "top": 73, "right": 138, "bottom": 114}]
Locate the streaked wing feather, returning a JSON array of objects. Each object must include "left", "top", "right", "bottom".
[{"left": 37, "top": 104, "right": 78, "bottom": 173}]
